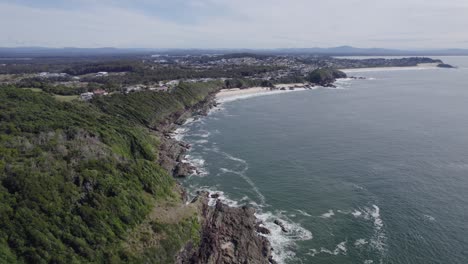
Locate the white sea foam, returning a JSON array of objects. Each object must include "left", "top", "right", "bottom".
[
  {"left": 306, "top": 249, "right": 319, "bottom": 257},
  {"left": 218, "top": 151, "right": 248, "bottom": 165},
  {"left": 336, "top": 241, "right": 348, "bottom": 254},
  {"left": 218, "top": 167, "right": 266, "bottom": 205},
  {"left": 189, "top": 130, "right": 211, "bottom": 139},
  {"left": 334, "top": 78, "right": 354, "bottom": 88},
  {"left": 171, "top": 127, "right": 189, "bottom": 141},
  {"left": 352, "top": 210, "right": 363, "bottom": 217},
  {"left": 352, "top": 183, "right": 366, "bottom": 190},
  {"left": 183, "top": 117, "right": 195, "bottom": 125},
  {"left": 308, "top": 241, "right": 348, "bottom": 257},
  {"left": 424, "top": 214, "right": 436, "bottom": 221},
  {"left": 346, "top": 205, "right": 386, "bottom": 256},
  {"left": 255, "top": 210, "right": 313, "bottom": 263},
  {"left": 193, "top": 139, "right": 208, "bottom": 144},
  {"left": 182, "top": 155, "right": 208, "bottom": 176},
  {"left": 320, "top": 210, "right": 335, "bottom": 218},
  {"left": 364, "top": 260, "right": 374, "bottom": 264},
  {"left": 354, "top": 239, "right": 369, "bottom": 247},
  {"left": 208, "top": 190, "right": 240, "bottom": 207},
  {"left": 368, "top": 205, "right": 386, "bottom": 254},
  {"left": 296, "top": 209, "right": 312, "bottom": 217},
  {"left": 371, "top": 205, "right": 383, "bottom": 230}
]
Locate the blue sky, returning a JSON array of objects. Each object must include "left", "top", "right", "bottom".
[{"left": 1, "top": 0, "right": 468, "bottom": 48}]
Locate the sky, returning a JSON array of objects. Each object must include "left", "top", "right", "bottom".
[{"left": 1, "top": 0, "right": 468, "bottom": 49}]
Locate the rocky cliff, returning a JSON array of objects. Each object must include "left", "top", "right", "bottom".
[
  {"left": 177, "top": 193, "right": 275, "bottom": 264},
  {"left": 306, "top": 68, "right": 347, "bottom": 87}
]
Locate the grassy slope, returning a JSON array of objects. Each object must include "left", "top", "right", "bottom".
[{"left": 0, "top": 81, "right": 221, "bottom": 263}]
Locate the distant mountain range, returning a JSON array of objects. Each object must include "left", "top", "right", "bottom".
[{"left": 1, "top": 46, "right": 468, "bottom": 57}]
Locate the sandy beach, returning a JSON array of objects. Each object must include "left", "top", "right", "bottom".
[
  {"left": 216, "top": 87, "right": 270, "bottom": 99},
  {"left": 216, "top": 85, "right": 309, "bottom": 103},
  {"left": 342, "top": 63, "right": 440, "bottom": 73}
]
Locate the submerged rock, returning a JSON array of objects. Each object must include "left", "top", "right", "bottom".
[
  {"left": 273, "top": 219, "right": 288, "bottom": 233},
  {"left": 210, "top": 193, "right": 221, "bottom": 199}
]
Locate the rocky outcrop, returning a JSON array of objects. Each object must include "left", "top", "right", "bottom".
[
  {"left": 306, "top": 68, "right": 347, "bottom": 87},
  {"left": 178, "top": 193, "right": 275, "bottom": 264},
  {"left": 157, "top": 93, "right": 218, "bottom": 176},
  {"left": 437, "top": 63, "right": 456, "bottom": 68}
]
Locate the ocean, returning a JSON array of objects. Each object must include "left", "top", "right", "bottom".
[{"left": 178, "top": 56, "right": 468, "bottom": 264}]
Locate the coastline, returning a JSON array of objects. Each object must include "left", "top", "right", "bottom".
[
  {"left": 341, "top": 63, "right": 440, "bottom": 73},
  {"left": 167, "top": 63, "right": 438, "bottom": 262},
  {"left": 216, "top": 84, "right": 312, "bottom": 103},
  {"left": 172, "top": 85, "right": 322, "bottom": 263},
  {"left": 157, "top": 89, "right": 276, "bottom": 263}
]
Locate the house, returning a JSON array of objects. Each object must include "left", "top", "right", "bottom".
[
  {"left": 124, "top": 85, "right": 143, "bottom": 94},
  {"left": 149, "top": 86, "right": 169, "bottom": 92},
  {"left": 38, "top": 72, "right": 68, "bottom": 78},
  {"left": 96, "top": 72, "right": 108, "bottom": 77},
  {"left": 93, "top": 89, "right": 108, "bottom": 96},
  {"left": 166, "top": 80, "right": 179, "bottom": 86},
  {"left": 80, "top": 92, "right": 94, "bottom": 101}
]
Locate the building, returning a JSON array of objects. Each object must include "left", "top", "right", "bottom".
[
  {"left": 80, "top": 92, "right": 94, "bottom": 101},
  {"left": 38, "top": 72, "right": 68, "bottom": 78},
  {"left": 124, "top": 85, "right": 143, "bottom": 94},
  {"left": 96, "top": 72, "right": 108, "bottom": 77},
  {"left": 93, "top": 89, "right": 108, "bottom": 96},
  {"left": 166, "top": 80, "right": 180, "bottom": 86},
  {"left": 149, "top": 86, "right": 169, "bottom": 92}
]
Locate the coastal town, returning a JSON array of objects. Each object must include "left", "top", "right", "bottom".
[{"left": 0, "top": 53, "right": 449, "bottom": 102}]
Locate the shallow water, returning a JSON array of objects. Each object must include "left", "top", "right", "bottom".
[{"left": 180, "top": 56, "right": 468, "bottom": 264}]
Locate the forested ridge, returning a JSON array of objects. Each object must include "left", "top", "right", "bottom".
[{"left": 0, "top": 81, "right": 221, "bottom": 263}]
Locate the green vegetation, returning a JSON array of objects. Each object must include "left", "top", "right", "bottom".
[
  {"left": 223, "top": 78, "right": 273, "bottom": 89},
  {"left": 306, "top": 68, "right": 347, "bottom": 85},
  {"left": 140, "top": 216, "right": 201, "bottom": 264},
  {"left": 0, "top": 81, "right": 219, "bottom": 263},
  {"left": 93, "top": 80, "right": 222, "bottom": 128},
  {"left": 53, "top": 95, "right": 79, "bottom": 102},
  {"left": 124, "top": 210, "right": 201, "bottom": 264},
  {"left": 21, "top": 88, "right": 42, "bottom": 93},
  {"left": 63, "top": 61, "right": 140, "bottom": 76}
]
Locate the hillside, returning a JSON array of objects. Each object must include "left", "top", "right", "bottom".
[{"left": 0, "top": 82, "right": 221, "bottom": 263}]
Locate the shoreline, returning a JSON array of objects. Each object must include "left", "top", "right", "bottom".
[
  {"left": 216, "top": 85, "right": 312, "bottom": 102},
  {"left": 174, "top": 88, "right": 317, "bottom": 263},
  {"left": 160, "top": 90, "right": 276, "bottom": 263},
  {"left": 341, "top": 63, "right": 440, "bottom": 73}
]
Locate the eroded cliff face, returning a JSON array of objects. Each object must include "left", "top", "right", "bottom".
[
  {"left": 156, "top": 93, "right": 218, "bottom": 179},
  {"left": 178, "top": 193, "right": 275, "bottom": 264}
]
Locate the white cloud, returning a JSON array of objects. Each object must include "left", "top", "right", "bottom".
[{"left": 1, "top": 0, "right": 467, "bottom": 48}]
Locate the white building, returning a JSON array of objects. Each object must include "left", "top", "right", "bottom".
[
  {"left": 80, "top": 92, "right": 94, "bottom": 101},
  {"left": 96, "top": 72, "right": 108, "bottom": 77}
]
